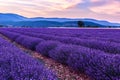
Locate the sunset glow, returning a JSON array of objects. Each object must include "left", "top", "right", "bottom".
[{"left": 0, "top": 0, "right": 119, "bottom": 22}]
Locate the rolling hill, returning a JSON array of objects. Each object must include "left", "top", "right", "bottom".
[{"left": 0, "top": 13, "right": 120, "bottom": 27}]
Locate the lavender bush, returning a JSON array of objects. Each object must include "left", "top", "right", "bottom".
[
  {"left": 15, "top": 35, "right": 44, "bottom": 50},
  {"left": 36, "top": 41, "right": 60, "bottom": 57},
  {"left": 0, "top": 28, "right": 120, "bottom": 80},
  {"left": 7, "top": 29, "right": 120, "bottom": 54},
  {"left": 49, "top": 44, "right": 78, "bottom": 64},
  {"left": 0, "top": 37, "right": 58, "bottom": 80},
  {"left": 0, "top": 30, "right": 20, "bottom": 41}
]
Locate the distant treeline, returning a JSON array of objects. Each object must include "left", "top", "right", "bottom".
[
  {"left": 0, "top": 23, "right": 120, "bottom": 28},
  {"left": 77, "top": 21, "right": 120, "bottom": 28}
]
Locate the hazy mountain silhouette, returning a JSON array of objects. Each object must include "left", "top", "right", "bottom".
[
  {"left": 0, "top": 13, "right": 27, "bottom": 21},
  {"left": 0, "top": 13, "right": 119, "bottom": 27}
]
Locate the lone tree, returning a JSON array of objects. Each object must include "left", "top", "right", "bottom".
[
  {"left": 78, "top": 21, "right": 85, "bottom": 27},
  {"left": 108, "top": 26, "right": 112, "bottom": 28},
  {"left": 0, "top": 25, "right": 4, "bottom": 27}
]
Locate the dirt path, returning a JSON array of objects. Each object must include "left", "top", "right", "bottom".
[{"left": 0, "top": 34, "right": 91, "bottom": 80}]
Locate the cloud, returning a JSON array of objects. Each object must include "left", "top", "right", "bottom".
[
  {"left": 90, "top": 0, "right": 101, "bottom": 3},
  {"left": 0, "top": 0, "right": 82, "bottom": 11},
  {"left": 0, "top": 0, "right": 83, "bottom": 17},
  {"left": 89, "top": 0, "right": 120, "bottom": 15},
  {"left": 46, "top": 0, "right": 120, "bottom": 23},
  {"left": 39, "top": 0, "right": 82, "bottom": 10},
  {"left": 0, "top": 0, "right": 119, "bottom": 22}
]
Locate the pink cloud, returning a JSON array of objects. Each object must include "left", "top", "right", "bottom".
[
  {"left": 0, "top": 0, "right": 119, "bottom": 22},
  {"left": 90, "top": 0, "right": 100, "bottom": 3},
  {"left": 89, "top": 0, "right": 120, "bottom": 15}
]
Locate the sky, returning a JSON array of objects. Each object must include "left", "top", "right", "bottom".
[{"left": 0, "top": 0, "right": 120, "bottom": 23}]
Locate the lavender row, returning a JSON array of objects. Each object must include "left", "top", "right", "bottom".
[
  {"left": 7, "top": 28, "right": 120, "bottom": 39},
  {"left": 36, "top": 41, "right": 120, "bottom": 80},
  {"left": 2, "top": 29, "right": 120, "bottom": 43},
  {"left": 6, "top": 28, "right": 120, "bottom": 45},
  {"left": 4, "top": 29, "right": 120, "bottom": 54},
  {"left": 0, "top": 30, "right": 120, "bottom": 79},
  {"left": 0, "top": 30, "right": 44, "bottom": 50},
  {"left": 0, "top": 37, "right": 57, "bottom": 80}
]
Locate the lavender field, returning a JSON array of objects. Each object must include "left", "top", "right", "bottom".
[{"left": 0, "top": 28, "right": 120, "bottom": 80}]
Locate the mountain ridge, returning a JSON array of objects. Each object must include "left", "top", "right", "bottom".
[{"left": 0, "top": 13, "right": 119, "bottom": 27}]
